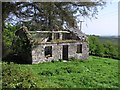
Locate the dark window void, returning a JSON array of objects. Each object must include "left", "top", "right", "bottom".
[
  {"left": 47, "top": 33, "right": 52, "bottom": 42},
  {"left": 45, "top": 46, "right": 52, "bottom": 58},
  {"left": 76, "top": 44, "right": 82, "bottom": 53}
]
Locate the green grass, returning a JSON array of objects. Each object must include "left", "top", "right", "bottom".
[{"left": 2, "top": 56, "right": 119, "bottom": 88}]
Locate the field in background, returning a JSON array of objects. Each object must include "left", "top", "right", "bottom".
[{"left": 2, "top": 56, "right": 119, "bottom": 88}]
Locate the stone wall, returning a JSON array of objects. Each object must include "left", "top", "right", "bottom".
[{"left": 32, "top": 41, "right": 89, "bottom": 64}]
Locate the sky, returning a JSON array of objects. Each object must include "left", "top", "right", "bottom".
[{"left": 80, "top": 0, "right": 119, "bottom": 36}]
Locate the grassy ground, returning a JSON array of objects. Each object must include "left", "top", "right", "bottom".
[
  {"left": 2, "top": 56, "right": 119, "bottom": 88},
  {"left": 20, "top": 56, "right": 119, "bottom": 88}
]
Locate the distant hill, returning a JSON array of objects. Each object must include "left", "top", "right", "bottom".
[
  {"left": 98, "top": 36, "right": 118, "bottom": 45},
  {"left": 87, "top": 35, "right": 118, "bottom": 45}
]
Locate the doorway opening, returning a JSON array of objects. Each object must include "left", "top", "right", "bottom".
[{"left": 62, "top": 45, "right": 68, "bottom": 60}]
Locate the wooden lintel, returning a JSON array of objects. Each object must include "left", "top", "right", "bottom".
[{"left": 29, "top": 31, "right": 70, "bottom": 33}]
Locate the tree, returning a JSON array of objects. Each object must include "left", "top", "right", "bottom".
[
  {"left": 2, "top": 24, "right": 19, "bottom": 57},
  {"left": 88, "top": 35, "right": 99, "bottom": 55},
  {"left": 94, "top": 42, "right": 104, "bottom": 57},
  {"left": 103, "top": 41, "right": 117, "bottom": 58},
  {"left": 2, "top": 1, "right": 106, "bottom": 30},
  {"left": 89, "top": 35, "right": 119, "bottom": 59}
]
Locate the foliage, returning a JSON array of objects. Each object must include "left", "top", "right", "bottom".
[
  {"left": 3, "top": 24, "right": 32, "bottom": 64},
  {"left": 94, "top": 42, "right": 104, "bottom": 57},
  {"left": 2, "top": 24, "right": 19, "bottom": 57},
  {"left": 88, "top": 35, "right": 99, "bottom": 55},
  {"left": 2, "top": 62, "right": 36, "bottom": 88},
  {"left": 2, "top": 62, "right": 49, "bottom": 89},
  {"left": 2, "top": 2, "right": 106, "bottom": 30},
  {"left": 2, "top": 56, "right": 119, "bottom": 88},
  {"left": 88, "top": 35, "right": 119, "bottom": 60},
  {"left": 103, "top": 41, "right": 118, "bottom": 59},
  {"left": 12, "top": 28, "right": 32, "bottom": 64}
]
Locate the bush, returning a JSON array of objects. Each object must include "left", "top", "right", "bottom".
[{"left": 2, "top": 62, "right": 37, "bottom": 88}]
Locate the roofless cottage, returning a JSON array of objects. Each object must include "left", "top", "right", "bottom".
[{"left": 15, "top": 26, "right": 89, "bottom": 64}]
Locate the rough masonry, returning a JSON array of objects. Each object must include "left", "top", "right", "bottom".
[{"left": 16, "top": 26, "right": 89, "bottom": 64}]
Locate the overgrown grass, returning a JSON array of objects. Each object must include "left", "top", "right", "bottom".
[{"left": 2, "top": 56, "right": 119, "bottom": 88}]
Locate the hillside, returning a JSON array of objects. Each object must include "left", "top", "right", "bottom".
[
  {"left": 2, "top": 56, "right": 119, "bottom": 88},
  {"left": 98, "top": 36, "right": 118, "bottom": 45}
]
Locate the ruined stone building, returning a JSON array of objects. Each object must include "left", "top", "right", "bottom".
[{"left": 16, "top": 26, "right": 89, "bottom": 64}]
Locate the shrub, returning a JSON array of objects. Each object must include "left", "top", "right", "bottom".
[{"left": 2, "top": 62, "right": 38, "bottom": 88}]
